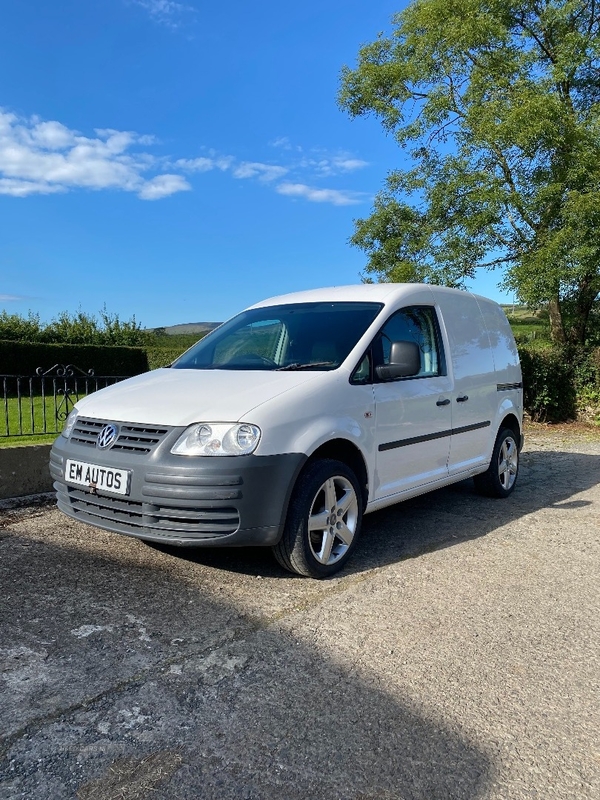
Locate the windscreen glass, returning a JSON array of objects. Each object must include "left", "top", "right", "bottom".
[{"left": 172, "top": 302, "right": 383, "bottom": 371}]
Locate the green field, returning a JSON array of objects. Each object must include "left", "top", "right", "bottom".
[
  {"left": 502, "top": 306, "right": 551, "bottom": 348},
  {"left": 0, "top": 394, "right": 75, "bottom": 446},
  {"left": 145, "top": 332, "right": 205, "bottom": 369},
  {"left": 0, "top": 335, "right": 203, "bottom": 446}
]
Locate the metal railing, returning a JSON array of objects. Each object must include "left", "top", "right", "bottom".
[{"left": 1, "top": 364, "right": 129, "bottom": 439}]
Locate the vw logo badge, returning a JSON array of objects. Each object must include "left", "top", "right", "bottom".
[{"left": 97, "top": 423, "right": 119, "bottom": 450}]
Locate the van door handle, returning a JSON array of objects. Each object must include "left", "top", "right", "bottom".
[
  {"left": 456, "top": 395, "right": 469, "bottom": 403},
  {"left": 436, "top": 398, "right": 450, "bottom": 406}
]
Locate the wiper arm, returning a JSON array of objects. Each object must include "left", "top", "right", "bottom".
[{"left": 276, "top": 361, "right": 335, "bottom": 371}]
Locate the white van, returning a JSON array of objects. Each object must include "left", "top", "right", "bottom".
[{"left": 50, "top": 284, "right": 523, "bottom": 577}]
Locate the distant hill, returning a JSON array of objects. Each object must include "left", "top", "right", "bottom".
[{"left": 150, "top": 322, "right": 222, "bottom": 335}]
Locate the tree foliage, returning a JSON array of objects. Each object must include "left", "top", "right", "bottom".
[
  {"left": 339, "top": 0, "right": 600, "bottom": 344},
  {"left": 0, "top": 306, "right": 150, "bottom": 346}
]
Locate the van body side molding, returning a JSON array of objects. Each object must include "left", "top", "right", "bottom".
[
  {"left": 379, "top": 420, "right": 491, "bottom": 452},
  {"left": 497, "top": 382, "right": 523, "bottom": 391}
]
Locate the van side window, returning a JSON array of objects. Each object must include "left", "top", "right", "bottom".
[
  {"left": 375, "top": 306, "right": 444, "bottom": 378},
  {"left": 350, "top": 352, "right": 371, "bottom": 384}
]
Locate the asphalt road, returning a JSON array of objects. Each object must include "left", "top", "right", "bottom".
[{"left": 1, "top": 429, "right": 598, "bottom": 799}]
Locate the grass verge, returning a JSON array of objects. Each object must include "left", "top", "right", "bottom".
[{"left": 1, "top": 394, "right": 70, "bottom": 443}]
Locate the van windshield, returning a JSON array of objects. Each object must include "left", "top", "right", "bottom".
[{"left": 171, "top": 302, "right": 383, "bottom": 371}]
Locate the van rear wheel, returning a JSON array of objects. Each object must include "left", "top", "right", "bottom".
[
  {"left": 474, "top": 428, "right": 519, "bottom": 498},
  {"left": 272, "top": 459, "right": 363, "bottom": 578}
]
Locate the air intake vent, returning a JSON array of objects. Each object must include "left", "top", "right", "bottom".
[{"left": 62, "top": 486, "right": 240, "bottom": 539}]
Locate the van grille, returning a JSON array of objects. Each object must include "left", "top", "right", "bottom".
[
  {"left": 61, "top": 486, "right": 240, "bottom": 539},
  {"left": 71, "top": 418, "right": 169, "bottom": 454}
]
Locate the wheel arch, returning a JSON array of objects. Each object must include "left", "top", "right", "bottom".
[
  {"left": 303, "top": 438, "right": 369, "bottom": 508},
  {"left": 499, "top": 412, "right": 522, "bottom": 448},
  {"left": 273, "top": 443, "right": 368, "bottom": 577}
]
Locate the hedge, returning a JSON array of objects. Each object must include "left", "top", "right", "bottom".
[
  {"left": 146, "top": 347, "right": 189, "bottom": 370},
  {"left": 518, "top": 345, "right": 600, "bottom": 423},
  {"left": 2, "top": 338, "right": 598, "bottom": 425},
  {"left": 0, "top": 340, "right": 149, "bottom": 377}
]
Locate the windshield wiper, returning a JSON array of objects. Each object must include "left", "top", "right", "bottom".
[{"left": 276, "top": 361, "right": 335, "bottom": 371}]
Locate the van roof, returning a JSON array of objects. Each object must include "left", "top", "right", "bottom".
[{"left": 249, "top": 283, "right": 488, "bottom": 308}]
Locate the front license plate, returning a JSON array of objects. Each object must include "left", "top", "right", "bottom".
[{"left": 65, "top": 459, "right": 131, "bottom": 496}]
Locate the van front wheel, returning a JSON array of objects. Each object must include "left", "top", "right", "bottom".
[
  {"left": 474, "top": 428, "right": 519, "bottom": 498},
  {"left": 273, "top": 459, "right": 363, "bottom": 578}
]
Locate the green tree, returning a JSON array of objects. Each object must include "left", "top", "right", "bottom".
[
  {"left": 0, "top": 310, "right": 44, "bottom": 342},
  {"left": 97, "top": 306, "right": 149, "bottom": 347},
  {"left": 339, "top": 0, "right": 600, "bottom": 345},
  {"left": 44, "top": 309, "right": 103, "bottom": 344},
  {"left": 0, "top": 307, "right": 150, "bottom": 346}
]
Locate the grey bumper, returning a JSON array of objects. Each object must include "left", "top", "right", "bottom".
[{"left": 50, "top": 427, "right": 306, "bottom": 547}]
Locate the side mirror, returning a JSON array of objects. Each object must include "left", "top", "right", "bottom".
[{"left": 375, "top": 340, "right": 420, "bottom": 381}]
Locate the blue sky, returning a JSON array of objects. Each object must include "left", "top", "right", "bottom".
[{"left": 0, "top": 0, "right": 513, "bottom": 329}]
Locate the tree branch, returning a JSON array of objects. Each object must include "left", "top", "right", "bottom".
[
  {"left": 502, "top": 206, "right": 532, "bottom": 246},
  {"left": 479, "top": 255, "right": 517, "bottom": 268},
  {"left": 426, "top": 116, "right": 462, "bottom": 145},
  {"left": 446, "top": 73, "right": 467, "bottom": 117},
  {"left": 488, "top": 144, "right": 538, "bottom": 232},
  {"left": 514, "top": 14, "right": 557, "bottom": 64},
  {"left": 588, "top": 0, "right": 596, "bottom": 37}
]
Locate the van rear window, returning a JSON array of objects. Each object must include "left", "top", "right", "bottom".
[{"left": 172, "top": 302, "right": 384, "bottom": 371}]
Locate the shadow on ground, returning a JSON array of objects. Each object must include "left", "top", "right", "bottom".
[
  {"left": 0, "top": 520, "right": 491, "bottom": 800},
  {"left": 1, "top": 445, "right": 597, "bottom": 798},
  {"left": 147, "top": 448, "right": 600, "bottom": 578}
]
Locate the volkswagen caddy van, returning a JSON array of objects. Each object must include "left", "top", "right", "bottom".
[{"left": 50, "top": 284, "right": 523, "bottom": 577}]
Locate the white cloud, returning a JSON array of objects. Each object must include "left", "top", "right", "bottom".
[
  {"left": 0, "top": 294, "right": 25, "bottom": 301},
  {"left": 163, "top": 141, "right": 369, "bottom": 204},
  {"left": 301, "top": 154, "right": 369, "bottom": 177},
  {"left": 329, "top": 156, "right": 369, "bottom": 173},
  {"left": 270, "top": 136, "right": 292, "bottom": 149},
  {"left": 270, "top": 138, "right": 369, "bottom": 175},
  {"left": 175, "top": 156, "right": 233, "bottom": 172},
  {"left": 0, "top": 110, "right": 190, "bottom": 200},
  {"left": 276, "top": 182, "right": 365, "bottom": 206},
  {"left": 173, "top": 156, "right": 285, "bottom": 182},
  {"left": 269, "top": 136, "right": 303, "bottom": 152},
  {"left": 174, "top": 157, "right": 215, "bottom": 172},
  {"left": 0, "top": 109, "right": 369, "bottom": 207},
  {"left": 29, "top": 120, "right": 76, "bottom": 150},
  {"left": 137, "top": 173, "right": 191, "bottom": 200},
  {"left": 233, "top": 162, "right": 288, "bottom": 182},
  {"left": 0, "top": 178, "right": 65, "bottom": 197},
  {"left": 130, "top": 1, "right": 193, "bottom": 28}
]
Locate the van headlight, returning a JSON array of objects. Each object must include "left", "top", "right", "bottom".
[
  {"left": 171, "top": 423, "right": 261, "bottom": 456},
  {"left": 62, "top": 410, "right": 78, "bottom": 439}
]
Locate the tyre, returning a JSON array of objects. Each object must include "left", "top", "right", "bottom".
[
  {"left": 473, "top": 427, "right": 519, "bottom": 498},
  {"left": 273, "top": 458, "right": 364, "bottom": 578}
]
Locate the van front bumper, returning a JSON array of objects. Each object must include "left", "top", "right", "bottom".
[{"left": 50, "top": 427, "right": 306, "bottom": 547}]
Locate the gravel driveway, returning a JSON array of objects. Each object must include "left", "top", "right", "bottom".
[{"left": 1, "top": 428, "right": 598, "bottom": 799}]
